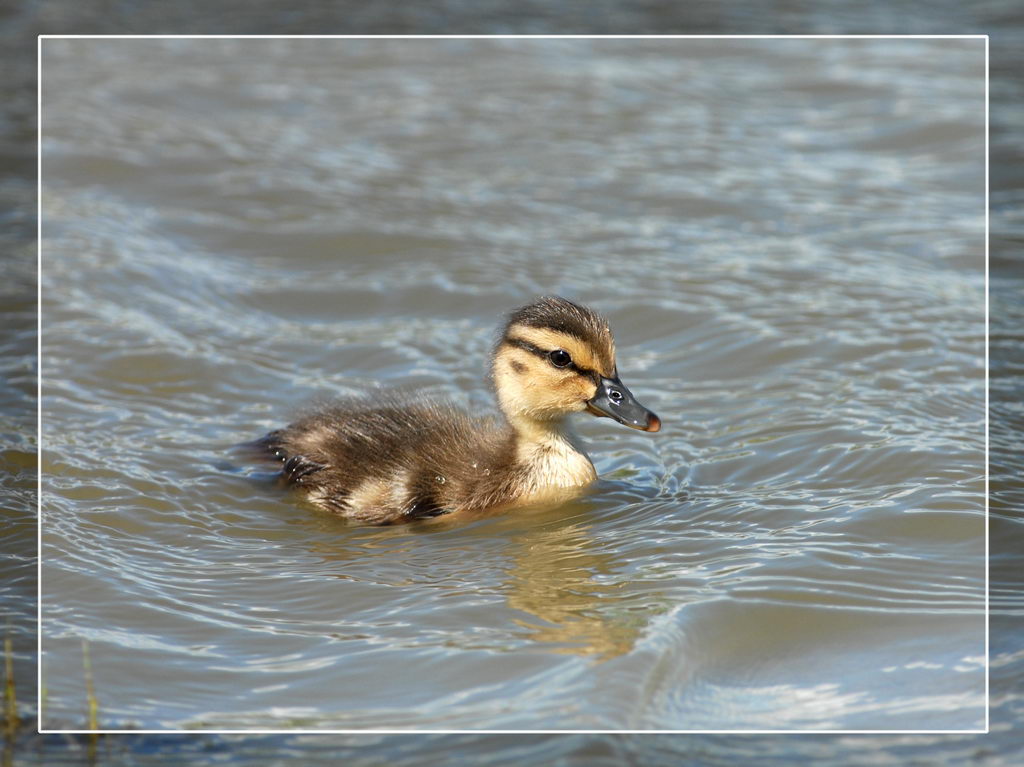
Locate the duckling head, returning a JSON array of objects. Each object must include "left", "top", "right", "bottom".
[{"left": 492, "top": 296, "right": 661, "bottom": 434}]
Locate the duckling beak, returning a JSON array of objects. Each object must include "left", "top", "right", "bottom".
[{"left": 586, "top": 375, "right": 661, "bottom": 433}]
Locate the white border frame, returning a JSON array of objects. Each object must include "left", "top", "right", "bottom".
[{"left": 36, "top": 33, "right": 990, "bottom": 736}]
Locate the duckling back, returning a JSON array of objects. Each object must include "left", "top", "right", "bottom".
[{"left": 263, "top": 392, "right": 521, "bottom": 525}]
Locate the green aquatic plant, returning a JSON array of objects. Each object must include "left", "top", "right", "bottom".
[
  {"left": 3, "top": 635, "right": 18, "bottom": 739},
  {"left": 81, "top": 639, "right": 99, "bottom": 731}
]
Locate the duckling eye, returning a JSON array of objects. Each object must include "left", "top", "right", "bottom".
[{"left": 548, "top": 349, "right": 572, "bottom": 368}]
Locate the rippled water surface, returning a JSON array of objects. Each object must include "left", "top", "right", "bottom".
[{"left": 39, "top": 38, "right": 985, "bottom": 731}]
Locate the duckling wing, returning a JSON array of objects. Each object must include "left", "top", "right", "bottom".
[{"left": 262, "top": 393, "right": 509, "bottom": 524}]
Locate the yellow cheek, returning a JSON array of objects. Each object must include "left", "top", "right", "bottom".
[{"left": 550, "top": 376, "right": 596, "bottom": 410}]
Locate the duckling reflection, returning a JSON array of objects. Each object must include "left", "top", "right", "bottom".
[
  {"left": 259, "top": 296, "right": 660, "bottom": 524},
  {"left": 502, "top": 510, "right": 643, "bottom": 659},
  {"left": 299, "top": 501, "right": 647, "bottom": 660}
]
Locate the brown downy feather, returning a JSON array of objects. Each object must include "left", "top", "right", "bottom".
[
  {"left": 262, "top": 392, "right": 525, "bottom": 525},
  {"left": 501, "top": 295, "right": 616, "bottom": 375}
]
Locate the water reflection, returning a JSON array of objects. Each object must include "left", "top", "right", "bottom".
[
  {"left": 503, "top": 517, "right": 643, "bottom": 660},
  {"left": 299, "top": 501, "right": 647, "bottom": 660}
]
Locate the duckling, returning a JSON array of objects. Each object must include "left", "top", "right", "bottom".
[{"left": 260, "top": 296, "right": 660, "bottom": 525}]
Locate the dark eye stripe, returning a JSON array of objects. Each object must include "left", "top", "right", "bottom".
[{"left": 505, "top": 337, "right": 596, "bottom": 380}]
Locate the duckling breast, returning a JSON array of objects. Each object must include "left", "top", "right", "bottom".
[{"left": 515, "top": 434, "right": 598, "bottom": 498}]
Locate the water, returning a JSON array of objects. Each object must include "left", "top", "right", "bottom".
[
  {"left": 34, "top": 37, "right": 989, "bottom": 733},
  {"left": 1, "top": 6, "right": 1021, "bottom": 766}
]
